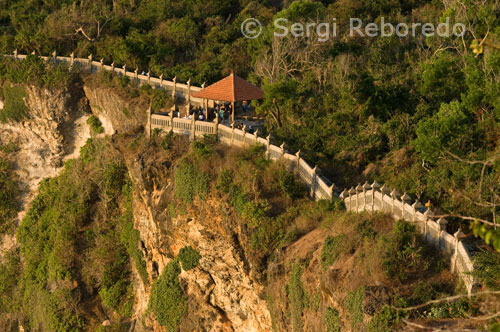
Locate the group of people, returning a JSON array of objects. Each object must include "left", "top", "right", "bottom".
[{"left": 170, "top": 101, "right": 251, "bottom": 122}]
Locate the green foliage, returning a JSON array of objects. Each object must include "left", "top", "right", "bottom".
[
  {"left": 472, "top": 249, "right": 500, "bottom": 290},
  {"left": 324, "top": 307, "right": 341, "bottom": 332},
  {"left": 472, "top": 221, "right": 500, "bottom": 253},
  {"left": 149, "top": 260, "right": 186, "bottom": 331},
  {"left": 413, "top": 101, "right": 473, "bottom": 163},
  {"left": 177, "top": 246, "right": 201, "bottom": 271},
  {"left": 86, "top": 115, "right": 104, "bottom": 135},
  {"left": 366, "top": 306, "right": 400, "bottom": 332},
  {"left": 277, "top": 170, "right": 306, "bottom": 199},
  {"left": 0, "top": 140, "right": 19, "bottom": 153},
  {"left": 13, "top": 139, "right": 137, "bottom": 330},
  {"left": 287, "top": 263, "right": 309, "bottom": 332},
  {"left": 0, "top": 158, "right": 20, "bottom": 232},
  {"left": 0, "top": 249, "right": 21, "bottom": 313},
  {"left": 0, "top": 83, "right": 28, "bottom": 123},
  {"left": 0, "top": 55, "right": 73, "bottom": 89},
  {"left": 321, "top": 235, "right": 346, "bottom": 270},
  {"left": 345, "top": 286, "right": 365, "bottom": 330},
  {"left": 380, "top": 222, "right": 429, "bottom": 281},
  {"left": 174, "top": 158, "right": 210, "bottom": 203}
]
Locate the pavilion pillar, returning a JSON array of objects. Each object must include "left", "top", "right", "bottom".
[{"left": 231, "top": 101, "right": 235, "bottom": 124}]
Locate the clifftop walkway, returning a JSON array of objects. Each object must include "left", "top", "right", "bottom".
[{"left": 3, "top": 51, "right": 479, "bottom": 295}]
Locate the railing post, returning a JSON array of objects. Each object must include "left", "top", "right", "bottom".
[
  {"left": 187, "top": 78, "right": 192, "bottom": 111},
  {"left": 231, "top": 124, "right": 235, "bottom": 144},
  {"left": 295, "top": 150, "right": 301, "bottom": 173},
  {"left": 88, "top": 54, "right": 93, "bottom": 72},
  {"left": 280, "top": 142, "right": 285, "bottom": 158},
  {"left": 70, "top": 52, "right": 75, "bottom": 66},
  {"left": 111, "top": 62, "right": 115, "bottom": 73},
  {"left": 172, "top": 76, "right": 176, "bottom": 98},
  {"left": 437, "top": 218, "right": 448, "bottom": 248},
  {"left": 452, "top": 229, "right": 464, "bottom": 272},
  {"left": 146, "top": 107, "right": 152, "bottom": 138},
  {"left": 134, "top": 67, "right": 139, "bottom": 84},
  {"left": 122, "top": 64, "right": 127, "bottom": 76},
  {"left": 147, "top": 71, "right": 151, "bottom": 84},
  {"left": 242, "top": 125, "right": 247, "bottom": 145},
  {"left": 362, "top": 182, "right": 371, "bottom": 210},
  {"left": 311, "top": 166, "right": 317, "bottom": 199},
  {"left": 52, "top": 50, "right": 57, "bottom": 63},
  {"left": 13, "top": 49, "right": 18, "bottom": 60},
  {"left": 266, "top": 135, "right": 271, "bottom": 159},
  {"left": 170, "top": 109, "right": 174, "bottom": 131},
  {"left": 159, "top": 73, "right": 163, "bottom": 86},
  {"left": 329, "top": 184, "right": 334, "bottom": 200},
  {"left": 349, "top": 187, "right": 357, "bottom": 211},
  {"left": 355, "top": 184, "right": 362, "bottom": 212},
  {"left": 254, "top": 129, "right": 259, "bottom": 144},
  {"left": 100, "top": 58, "right": 104, "bottom": 71},
  {"left": 401, "top": 192, "right": 411, "bottom": 220},
  {"left": 390, "top": 189, "right": 400, "bottom": 217},
  {"left": 412, "top": 201, "right": 423, "bottom": 222},
  {"left": 192, "top": 115, "right": 196, "bottom": 140},
  {"left": 371, "top": 181, "right": 380, "bottom": 212}
]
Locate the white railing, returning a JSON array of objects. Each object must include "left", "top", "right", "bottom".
[{"left": 340, "top": 184, "right": 479, "bottom": 295}]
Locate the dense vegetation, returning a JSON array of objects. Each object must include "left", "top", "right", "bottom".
[
  {"left": 0, "top": 138, "right": 148, "bottom": 331},
  {"left": 0, "top": 146, "right": 20, "bottom": 232},
  {"left": 0, "top": 0, "right": 497, "bottom": 247}
]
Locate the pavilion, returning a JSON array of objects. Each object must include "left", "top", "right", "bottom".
[{"left": 191, "top": 71, "right": 264, "bottom": 124}]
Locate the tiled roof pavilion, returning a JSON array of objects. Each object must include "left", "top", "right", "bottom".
[{"left": 191, "top": 72, "right": 264, "bottom": 102}]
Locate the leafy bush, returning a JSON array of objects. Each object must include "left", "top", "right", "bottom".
[
  {"left": 325, "top": 307, "right": 341, "bottom": 332},
  {"left": 472, "top": 249, "right": 500, "bottom": 290},
  {"left": 174, "top": 158, "right": 209, "bottom": 203},
  {"left": 0, "top": 158, "right": 19, "bottom": 232},
  {"left": 287, "top": 263, "right": 309, "bottom": 332},
  {"left": 278, "top": 170, "right": 306, "bottom": 199},
  {"left": 86, "top": 115, "right": 104, "bottom": 135},
  {"left": 380, "top": 221, "right": 428, "bottom": 281},
  {"left": 345, "top": 286, "right": 365, "bottom": 330},
  {"left": 0, "top": 83, "right": 28, "bottom": 123},
  {"left": 321, "top": 235, "right": 346, "bottom": 270},
  {"left": 177, "top": 246, "right": 201, "bottom": 271},
  {"left": 149, "top": 260, "right": 186, "bottom": 330}
]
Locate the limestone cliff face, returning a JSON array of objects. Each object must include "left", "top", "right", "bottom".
[
  {"left": 0, "top": 81, "right": 90, "bottom": 217},
  {"left": 83, "top": 84, "right": 148, "bottom": 135},
  {"left": 123, "top": 145, "right": 273, "bottom": 332}
]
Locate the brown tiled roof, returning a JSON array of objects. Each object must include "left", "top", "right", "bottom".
[{"left": 191, "top": 72, "right": 264, "bottom": 102}]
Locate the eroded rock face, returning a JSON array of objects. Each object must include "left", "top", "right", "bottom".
[
  {"left": 0, "top": 83, "right": 90, "bottom": 222},
  {"left": 83, "top": 85, "right": 148, "bottom": 135},
  {"left": 125, "top": 153, "right": 273, "bottom": 332}
]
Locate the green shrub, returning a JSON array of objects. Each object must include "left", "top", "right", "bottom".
[
  {"left": 149, "top": 260, "right": 186, "bottom": 330},
  {"left": 345, "top": 286, "right": 365, "bottom": 330},
  {"left": 325, "top": 307, "right": 341, "bottom": 332},
  {"left": 0, "top": 83, "right": 28, "bottom": 123},
  {"left": 121, "top": 220, "right": 149, "bottom": 285},
  {"left": 86, "top": 115, "right": 104, "bottom": 135},
  {"left": 0, "top": 140, "right": 19, "bottom": 153},
  {"left": 287, "top": 263, "right": 309, "bottom": 332},
  {"left": 0, "top": 158, "right": 20, "bottom": 232},
  {"left": 177, "top": 246, "right": 201, "bottom": 271},
  {"left": 174, "top": 158, "right": 209, "bottom": 203},
  {"left": 278, "top": 170, "right": 306, "bottom": 199},
  {"left": 472, "top": 249, "right": 500, "bottom": 290},
  {"left": 366, "top": 306, "right": 400, "bottom": 332},
  {"left": 321, "top": 235, "right": 346, "bottom": 270},
  {"left": 380, "top": 221, "right": 428, "bottom": 281}
]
